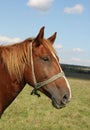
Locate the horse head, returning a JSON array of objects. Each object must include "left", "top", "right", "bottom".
[{"left": 25, "top": 27, "right": 71, "bottom": 109}]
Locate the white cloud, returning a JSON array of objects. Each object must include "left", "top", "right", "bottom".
[
  {"left": 27, "top": 0, "right": 53, "bottom": 12},
  {"left": 54, "top": 44, "right": 63, "bottom": 49},
  {"left": 0, "top": 35, "right": 21, "bottom": 45},
  {"left": 73, "top": 48, "right": 84, "bottom": 53},
  {"left": 64, "top": 4, "right": 84, "bottom": 14},
  {"left": 71, "top": 58, "right": 81, "bottom": 62},
  {"left": 87, "top": 60, "right": 90, "bottom": 63}
]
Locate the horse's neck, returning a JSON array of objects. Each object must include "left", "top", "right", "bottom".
[{"left": 0, "top": 71, "right": 25, "bottom": 117}]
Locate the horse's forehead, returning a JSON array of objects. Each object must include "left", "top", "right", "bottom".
[
  {"left": 42, "top": 41, "right": 57, "bottom": 60},
  {"left": 34, "top": 39, "right": 58, "bottom": 61}
]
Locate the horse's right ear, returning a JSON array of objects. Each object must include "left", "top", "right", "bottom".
[
  {"left": 34, "top": 26, "right": 45, "bottom": 46},
  {"left": 48, "top": 32, "right": 57, "bottom": 45}
]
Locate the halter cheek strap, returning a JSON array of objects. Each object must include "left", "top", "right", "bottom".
[{"left": 30, "top": 42, "right": 65, "bottom": 97}]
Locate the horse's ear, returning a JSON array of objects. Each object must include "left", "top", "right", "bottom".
[
  {"left": 36, "top": 26, "right": 45, "bottom": 39},
  {"left": 34, "top": 26, "right": 45, "bottom": 46},
  {"left": 48, "top": 32, "right": 57, "bottom": 44}
]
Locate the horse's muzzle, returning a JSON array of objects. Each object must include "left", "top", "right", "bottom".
[{"left": 52, "top": 94, "right": 70, "bottom": 109}]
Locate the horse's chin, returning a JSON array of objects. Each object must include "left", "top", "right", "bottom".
[{"left": 52, "top": 97, "right": 66, "bottom": 109}]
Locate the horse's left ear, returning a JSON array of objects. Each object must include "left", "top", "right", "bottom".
[
  {"left": 34, "top": 26, "right": 45, "bottom": 46},
  {"left": 36, "top": 26, "right": 45, "bottom": 40},
  {"left": 48, "top": 32, "right": 57, "bottom": 44}
]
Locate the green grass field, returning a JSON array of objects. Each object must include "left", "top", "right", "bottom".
[{"left": 0, "top": 78, "right": 90, "bottom": 130}]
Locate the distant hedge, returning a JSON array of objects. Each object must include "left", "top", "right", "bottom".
[{"left": 61, "top": 64, "right": 90, "bottom": 74}]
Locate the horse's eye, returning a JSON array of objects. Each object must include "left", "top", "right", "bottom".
[{"left": 43, "top": 57, "right": 50, "bottom": 62}]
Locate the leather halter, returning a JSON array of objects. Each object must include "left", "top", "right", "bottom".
[{"left": 30, "top": 42, "right": 64, "bottom": 97}]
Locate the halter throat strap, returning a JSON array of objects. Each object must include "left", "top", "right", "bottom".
[{"left": 30, "top": 42, "right": 64, "bottom": 97}]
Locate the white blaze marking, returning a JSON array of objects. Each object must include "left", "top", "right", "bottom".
[{"left": 63, "top": 76, "right": 72, "bottom": 100}]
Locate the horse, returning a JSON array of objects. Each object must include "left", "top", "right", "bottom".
[{"left": 0, "top": 27, "right": 71, "bottom": 118}]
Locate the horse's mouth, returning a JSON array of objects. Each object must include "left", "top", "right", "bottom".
[{"left": 52, "top": 97, "right": 66, "bottom": 109}]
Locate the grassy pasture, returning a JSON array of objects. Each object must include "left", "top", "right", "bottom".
[{"left": 0, "top": 78, "right": 90, "bottom": 130}]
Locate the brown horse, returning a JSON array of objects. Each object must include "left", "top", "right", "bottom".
[{"left": 0, "top": 27, "right": 71, "bottom": 117}]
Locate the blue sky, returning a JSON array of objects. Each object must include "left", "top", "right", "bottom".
[{"left": 0, "top": 0, "right": 90, "bottom": 66}]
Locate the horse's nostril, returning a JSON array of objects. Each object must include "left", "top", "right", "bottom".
[{"left": 61, "top": 94, "right": 68, "bottom": 105}]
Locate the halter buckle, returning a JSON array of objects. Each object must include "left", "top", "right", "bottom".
[{"left": 31, "top": 89, "right": 40, "bottom": 97}]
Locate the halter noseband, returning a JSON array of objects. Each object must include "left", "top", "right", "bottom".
[{"left": 30, "top": 42, "right": 64, "bottom": 97}]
